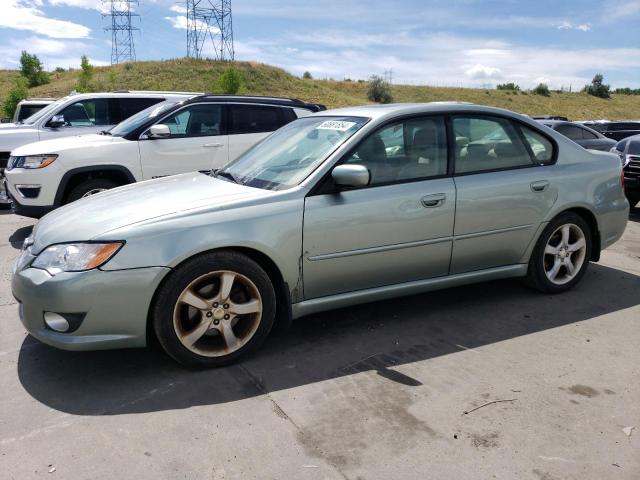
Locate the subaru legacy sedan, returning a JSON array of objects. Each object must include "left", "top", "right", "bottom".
[{"left": 12, "top": 103, "right": 628, "bottom": 367}]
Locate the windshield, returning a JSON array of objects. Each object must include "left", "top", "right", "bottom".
[
  {"left": 109, "top": 100, "right": 180, "bottom": 137},
  {"left": 219, "top": 116, "right": 369, "bottom": 190},
  {"left": 21, "top": 97, "right": 68, "bottom": 125}
]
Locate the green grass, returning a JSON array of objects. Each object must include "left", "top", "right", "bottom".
[{"left": 2, "top": 58, "right": 640, "bottom": 120}]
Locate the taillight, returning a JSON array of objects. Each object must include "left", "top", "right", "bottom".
[{"left": 620, "top": 169, "right": 625, "bottom": 188}]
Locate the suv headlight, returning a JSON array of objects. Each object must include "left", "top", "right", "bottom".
[
  {"left": 32, "top": 242, "right": 123, "bottom": 275},
  {"left": 8, "top": 154, "right": 57, "bottom": 170}
]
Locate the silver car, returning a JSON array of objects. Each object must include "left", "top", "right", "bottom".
[{"left": 12, "top": 103, "right": 629, "bottom": 367}]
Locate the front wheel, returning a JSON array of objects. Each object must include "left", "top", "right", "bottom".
[
  {"left": 527, "top": 212, "right": 592, "bottom": 294},
  {"left": 65, "top": 178, "right": 119, "bottom": 204},
  {"left": 152, "top": 251, "right": 276, "bottom": 368}
]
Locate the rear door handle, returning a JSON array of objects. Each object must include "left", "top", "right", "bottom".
[
  {"left": 530, "top": 180, "right": 550, "bottom": 192},
  {"left": 203, "top": 143, "right": 223, "bottom": 148},
  {"left": 421, "top": 193, "right": 446, "bottom": 207}
]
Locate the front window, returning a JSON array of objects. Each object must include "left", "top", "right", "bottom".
[
  {"left": 109, "top": 101, "right": 179, "bottom": 137},
  {"left": 53, "top": 99, "right": 112, "bottom": 127},
  {"left": 21, "top": 97, "right": 68, "bottom": 124},
  {"left": 219, "top": 116, "right": 368, "bottom": 190}
]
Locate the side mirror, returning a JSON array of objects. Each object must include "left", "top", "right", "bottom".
[
  {"left": 148, "top": 124, "right": 171, "bottom": 139},
  {"left": 47, "top": 114, "right": 65, "bottom": 128},
  {"left": 331, "top": 164, "right": 370, "bottom": 187}
]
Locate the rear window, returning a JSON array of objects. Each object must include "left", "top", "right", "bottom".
[
  {"left": 118, "top": 98, "right": 163, "bottom": 123},
  {"left": 228, "top": 105, "right": 286, "bottom": 134}
]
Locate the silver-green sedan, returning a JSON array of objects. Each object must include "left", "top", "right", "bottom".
[{"left": 12, "top": 103, "right": 629, "bottom": 367}]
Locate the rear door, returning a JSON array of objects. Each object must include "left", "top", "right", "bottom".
[
  {"left": 138, "top": 103, "right": 228, "bottom": 179},
  {"left": 303, "top": 115, "right": 455, "bottom": 299},
  {"left": 451, "top": 115, "right": 558, "bottom": 274},
  {"left": 226, "top": 104, "right": 294, "bottom": 164}
]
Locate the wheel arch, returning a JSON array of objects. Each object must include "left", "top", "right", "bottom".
[
  {"left": 54, "top": 165, "right": 136, "bottom": 205},
  {"left": 145, "top": 246, "right": 292, "bottom": 347},
  {"left": 564, "top": 207, "right": 601, "bottom": 261}
]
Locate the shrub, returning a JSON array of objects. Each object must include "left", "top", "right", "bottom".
[
  {"left": 585, "top": 73, "right": 610, "bottom": 99},
  {"left": 367, "top": 75, "right": 393, "bottom": 103},
  {"left": 3, "top": 78, "right": 29, "bottom": 119},
  {"left": 496, "top": 82, "right": 520, "bottom": 91},
  {"left": 19, "top": 51, "right": 49, "bottom": 87},
  {"left": 76, "top": 55, "right": 94, "bottom": 92},
  {"left": 532, "top": 83, "right": 550, "bottom": 96},
  {"left": 54, "top": 67, "right": 66, "bottom": 73},
  {"left": 108, "top": 69, "right": 118, "bottom": 90},
  {"left": 302, "top": 71, "right": 312, "bottom": 79},
  {"left": 124, "top": 62, "right": 133, "bottom": 71},
  {"left": 215, "top": 66, "right": 242, "bottom": 94}
]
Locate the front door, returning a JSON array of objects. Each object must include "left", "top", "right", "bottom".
[
  {"left": 39, "top": 98, "right": 116, "bottom": 140},
  {"left": 138, "top": 103, "right": 228, "bottom": 179},
  {"left": 450, "top": 115, "right": 558, "bottom": 273},
  {"left": 303, "top": 115, "right": 456, "bottom": 299}
]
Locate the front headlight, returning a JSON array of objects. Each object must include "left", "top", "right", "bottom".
[
  {"left": 32, "top": 242, "right": 123, "bottom": 275},
  {"left": 8, "top": 154, "right": 57, "bottom": 170}
]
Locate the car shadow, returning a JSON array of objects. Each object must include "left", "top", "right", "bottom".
[
  {"left": 629, "top": 205, "right": 639, "bottom": 222},
  {"left": 8, "top": 225, "right": 33, "bottom": 249},
  {"left": 17, "top": 262, "right": 640, "bottom": 416}
]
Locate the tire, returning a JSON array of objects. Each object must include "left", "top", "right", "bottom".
[
  {"left": 152, "top": 251, "right": 276, "bottom": 368},
  {"left": 65, "top": 178, "right": 119, "bottom": 204},
  {"left": 627, "top": 194, "right": 639, "bottom": 209},
  {"left": 526, "top": 212, "right": 592, "bottom": 294}
]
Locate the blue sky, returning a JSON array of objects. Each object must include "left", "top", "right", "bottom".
[{"left": 1, "top": 0, "right": 639, "bottom": 89}]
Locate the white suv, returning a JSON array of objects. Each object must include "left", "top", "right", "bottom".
[
  {"left": 4, "top": 95, "right": 325, "bottom": 217},
  {"left": 0, "top": 91, "right": 194, "bottom": 207}
]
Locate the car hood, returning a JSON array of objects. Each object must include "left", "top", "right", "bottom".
[
  {"left": 31, "top": 172, "right": 274, "bottom": 252},
  {"left": 12, "top": 134, "right": 120, "bottom": 156}
]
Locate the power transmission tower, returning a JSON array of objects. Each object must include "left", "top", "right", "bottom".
[
  {"left": 103, "top": 0, "right": 140, "bottom": 64},
  {"left": 186, "top": 0, "right": 234, "bottom": 61}
]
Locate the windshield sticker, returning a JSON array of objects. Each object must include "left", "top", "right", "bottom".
[{"left": 316, "top": 120, "right": 357, "bottom": 132}]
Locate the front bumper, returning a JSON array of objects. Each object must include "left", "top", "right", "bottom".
[{"left": 12, "top": 265, "right": 170, "bottom": 351}]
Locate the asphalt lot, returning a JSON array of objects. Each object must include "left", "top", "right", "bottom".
[{"left": 0, "top": 206, "right": 638, "bottom": 480}]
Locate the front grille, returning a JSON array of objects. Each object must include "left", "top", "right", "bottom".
[{"left": 626, "top": 155, "right": 640, "bottom": 180}]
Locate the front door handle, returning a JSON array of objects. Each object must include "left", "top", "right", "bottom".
[
  {"left": 202, "top": 143, "right": 223, "bottom": 148},
  {"left": 530, "top": 180, "right": 550, "bottom": 192},
  {"left": 421, "top": 193, "right": 446, "bottom": 208}
]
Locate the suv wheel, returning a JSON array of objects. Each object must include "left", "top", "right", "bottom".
[
  {"left": 152, "top": 251, "right": 276, "bottom": 368},
  {"left": 66, "top": 178, "right": 119, "bottom": 203},
  {"left": 527, "top": 212, "right": 592, "bottom": 294}
]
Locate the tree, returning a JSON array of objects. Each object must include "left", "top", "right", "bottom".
[
  {"left": 367, "top": 75, "right": 393, "bottom": 103},
  {"left": 302, "top": 71, "right": 312, "bottom": 80},
  {"left": 496, "top": 82, "right": 520, "bottom": 91},
  {"left": 215, "top": 66, "right": 242, "bottom": 94},
  {"left": 532, "top": 83, "right": 550, "bottom": 96},
  {"left": 3, "top": 78, "right": 29, "bottom": 119},
  {"left": 585, "top": 73, "right": 610, "bottom": 99},
  {"left": 19, "top": 51, "right": 49, "bottom": 87},
  {"left": 76, "top": 55, "right": 94, "bottom": 92}
]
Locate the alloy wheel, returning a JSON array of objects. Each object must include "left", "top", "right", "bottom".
[
  {"left": 173, "top": 270, "right": 263, "bottom": 357},
  {"left": 81, "top": 188, "right": 108, "bottom": 198},
  {"left": 543, "top": 223, "right": 587, "bottom": 285}
]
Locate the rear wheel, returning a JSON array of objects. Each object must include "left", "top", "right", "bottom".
[
  {"left": 66, "top": 178, "right": 119, "bottom": 203},
  {"left": 152, "top": 251, "right": 276, "bottom": 368},
  {"left": 527, "top": 212, "right": 592, "bottom": 293}
]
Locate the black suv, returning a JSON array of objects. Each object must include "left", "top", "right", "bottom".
[{"left": 612, "top": 135, "right": 640, "bottom": 207}]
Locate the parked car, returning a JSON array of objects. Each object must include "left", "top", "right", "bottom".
[
  {"left": 611, "top": 134, "right": 640, "bottom": 207},
  {"left": 532, "top": 115, "right": 569, "bottom": 121},
  {"left": 537, "top": 120, "right": 616, "bottom": 151},
  {"left": 12, "top": 103, "right": 628, "bottom": 367},
  {"left": 595, "top": 121, "right": 640, "bottom": 141},
  {"left": 4, "top": 95, "right": 325, "bottom": 218},
  {"left": 13, "top": 98, "right": 57, "bottom": 124},
  {"left": 0, "top": 91, "right": 196, "bottom": 208}
]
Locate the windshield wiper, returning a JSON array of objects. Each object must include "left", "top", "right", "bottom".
[
  {"left": 99, "top": 130, "right": 112, "bottom": 136},
  {"left": 216, "top": 170, "right": 240, "bottom": 184}
]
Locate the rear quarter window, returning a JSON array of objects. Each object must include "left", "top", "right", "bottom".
[
  {"left": 228, "top": 105, "right": 287, "bottom": 134},
  {"left": 520, "top": 125, "right": 554, "bottom": 164}
]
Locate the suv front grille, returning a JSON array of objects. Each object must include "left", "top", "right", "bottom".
[{"left": 626, "top": 155, "right": 640, "bottom": 180}]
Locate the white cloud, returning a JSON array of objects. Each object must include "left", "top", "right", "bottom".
[
  {"left": 557, "top": 21, "right": 592, "bottom": 31},
  {"left": 164, "top": 15, "right": 217, "bottom": 33},
  {"left": 0, "top": 0, "right": 91, "bottom": 38},
  {"left": 464, "top": 64, "right": 502, "bottom": 80},
  {"left": 48, "top": 0, "right": 101, "bottom": 8},
  {"left": 169, "top": 5, "right": 187, "bottom": 14}
]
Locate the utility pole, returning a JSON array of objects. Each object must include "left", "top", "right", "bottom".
[
  {"left": 186, "top": 0, "right": 234, "bottom": 61},
  {"left": 103, "top": 0, "right": 140, "bottom": 64}
]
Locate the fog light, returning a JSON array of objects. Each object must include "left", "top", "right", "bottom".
[{"left": 44, "top": 312, "right": 70, "bottom": 332}]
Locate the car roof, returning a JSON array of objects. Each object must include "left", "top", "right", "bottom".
[
  {"left": 185, "top": 94, "right": 325, "bottom": 110},
  {"left": 312, "top": 102, "right": 534, "bottom": 123}
]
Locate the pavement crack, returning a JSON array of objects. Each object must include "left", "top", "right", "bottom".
[{"left": 237, "top": 363, "right": 350, "bottom": 480}]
